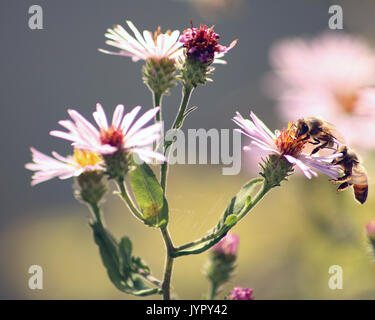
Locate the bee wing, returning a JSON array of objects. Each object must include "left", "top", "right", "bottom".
[
  {"left": 323, "top": 121, "right": 346, "bottom": 144},
  {"left": 350, "top": 165, "right": 368, "bottom": 185}
]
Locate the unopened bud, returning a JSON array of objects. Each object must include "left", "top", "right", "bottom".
[
  {"left": 75, "top": 170, "right": 107, "bottom": 205},
  {"left": 143, "top": 57, "right": 178, "bottom": 96},
  {"left": 204, "top": 233, "right": 239, "bottom": 287},
  {"left": 260, "top": 155, "right": 294, "bottom": 188}
]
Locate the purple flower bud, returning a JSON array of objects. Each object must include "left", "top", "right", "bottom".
[
  {"left": 229, "top": 287, "right": 255, "bottom": 300},
  {"left": 212, "top": 233, "right": 239, "bottom": 258}
]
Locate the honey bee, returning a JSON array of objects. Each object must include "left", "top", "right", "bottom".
[
  {"left": 331, "top": 145, "right": 368, "bottom": 204},
  {"left": 295, "top": 117, "right": 345, "bottom": 155}
]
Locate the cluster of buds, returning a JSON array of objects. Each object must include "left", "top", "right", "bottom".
[{"left": 205, "top": 233, "right": 239, "bottom": 294}]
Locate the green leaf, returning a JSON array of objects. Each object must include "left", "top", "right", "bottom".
[
  {"left": 118, "top": 237, "right": 133, "bottom": 282},
  {"left": 90, "top": 221, "right": 126, "bottom": 291},
  {"left": 174, "top": 178, "right": 263, "bottom": 256},
  {"left": 129, "top": 163, "right": 168, "bottom": 228},
  {"left": 132, "top": 256, "right": 151, "bottom": 274},
  {"left": 224, "top": 214, "right": 237, "bottom": 228}
]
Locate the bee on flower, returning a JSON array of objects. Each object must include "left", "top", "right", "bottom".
[
  {"left": 233, "top": 111, "right": 343, "bottom": 180},
  {"left": 266, "top": 32, "right": 375, "bottom": 150}
]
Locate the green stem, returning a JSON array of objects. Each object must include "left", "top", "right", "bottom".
[
  {"left": 161, "top": 228, "right": 175, "bottom": 300},
  {"left": 116, "top": 178, "right": 144, "bottom": 222},
  {"left": 89, "top": 202, "right": 104, "bottom": 229},
  {"left": 209, "top": 282, "right": 218, "bottom": 300},
  {"left": 173, "top": 181, "right": 272, "bottom": 257},
  {"left": 161, "top": 86, "right": 193, "bottom": 193},
  {"left": 153, "top": 91, "right": 163, "bottom": 123}
]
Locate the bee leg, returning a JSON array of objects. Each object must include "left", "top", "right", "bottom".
[
  {"left": 337, "top": 182, "right": 351, "bottom": 192},
  {"left": 329, "top": 172, "right": 350, "bottom": 182},
  {"left": 311, "top": 140, "right": 329, "bottom": 155}
]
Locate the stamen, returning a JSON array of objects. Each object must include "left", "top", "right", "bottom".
[
  {"left": 100, "top": 126, "right": 124, "bottom": 149},
  {"left": 73, "top": 149, "right": 102, "bottom": 168},
  {"left": 275, "top": 121, "right": 307, "bottom": 156}
]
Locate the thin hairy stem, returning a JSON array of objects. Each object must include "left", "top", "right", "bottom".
[
  {"left": 161, "top": 86, "right": 193, "bottom": 194},
  {"left": 153, "top": 91, "right": 163, "bottom": 123},
  {"left": 161, "top": 228, "right": 175, "bottom": 300}
]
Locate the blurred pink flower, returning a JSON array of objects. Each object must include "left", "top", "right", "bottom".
[
  {"left": 25, "top": 148, "right": 104, "bottom": 186},
  {"left": 233, "top": 111, "right": 342, "bottom": 179},
  {"left": 99, "top": 20, "right": 183, "bottom": 62},
  {"left": 212, "top": 233, "right": 239, "bottom": 257},
  {"left": 229, "top": 286, "right": 254, "bottom": 300},
  {"left": 50, "top": 104, "right": 165, "bottom": 163},
  {"left": 267, "top": 33, "right": 375, "bottom": 150},
  {"left": 366, "top": 219, "right": 375, "bottom": 237}
]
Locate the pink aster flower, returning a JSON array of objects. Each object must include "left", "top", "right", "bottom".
[
  {"left": 25, "top": 148, "right": 104, "bottom": 186},
  {"left": 233, "top": 111, "right": 342, "bottom": 179},
  {"left": 229, "top": 287, "right": 255, "bottom": 300},
  {"left": 99, "top": 20, "right": 183, "bottom": 62},
  {"left": 50, "top": 104, "right": 165, "bottom": 163},
  {"left": 266, "top": 32, "right": 375, "bottom": 149},
  {"left": 179, "top": 23, "right": 237, "bottom": 64},
  {"left": 212, "top": 233, "right": 239, "bottom": 258}
]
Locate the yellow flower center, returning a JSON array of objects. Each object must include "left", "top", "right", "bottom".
[
  {"left": 275, "top": 122, "right": 307, "bottom": 156},
  {"left": 73, "top": 149, "right": 102, "bottom": 168}
]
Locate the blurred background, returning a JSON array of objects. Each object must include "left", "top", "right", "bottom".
[{"left": 1, "top": 0, "right": 375, "bottom": 299}]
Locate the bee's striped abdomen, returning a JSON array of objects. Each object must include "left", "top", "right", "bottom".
[{"left": 354, "top": 184, "right": 368, "bottom": 204}]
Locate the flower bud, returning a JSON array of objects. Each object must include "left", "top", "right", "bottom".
[
  {"left": 228, "top": 286, "right": 255, "bottom": 300},
  {"left": 366, "top": 219, "right": 375, "bottom": 259},
  {"left": 103, "top": 150, "right": 133, "bottom": 181},
  {"left": 143, "top": 57, "right": 178, "bottom": 96},
  {"left": 212, "top": 233, "right": 239, "bottom": 258},
  {"left": 366, "top": 220, "right": 375, "bottom": 238},
  {"left": 204, "top": 233, "right": 239, "bottom": 288},
  {"left": 260, "top": 155, "right": 294, "bottom": 188},
  {"left": 178, "top": 23, "right": 236, "bottom": 89},
  {"left": 75, "top": 170, "right": 107, "bottom": 205}
]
